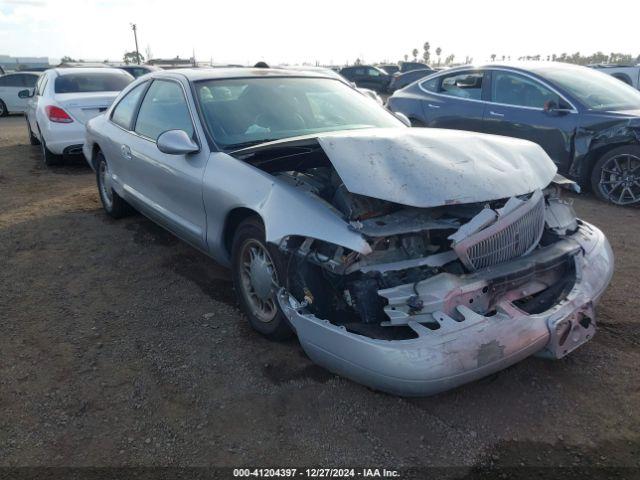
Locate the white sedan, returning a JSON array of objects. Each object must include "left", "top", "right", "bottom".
[
  {"left": 0, "top": 71, "right": 41, "bottom": 116},
  {"left": 22, "top": 67, "right": 132, "bottom": 165}
]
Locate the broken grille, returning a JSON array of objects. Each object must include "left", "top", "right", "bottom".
[{"left": 453, "top": 191, "right": 546, "bottom": 271}]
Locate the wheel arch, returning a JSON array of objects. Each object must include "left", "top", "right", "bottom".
[
  {"left": 91, "top": 143, "right": 103, "bottom": 169},
  {"left": 581, "top": 141, "right": 638, "bottom": 189},
  {"left": 222, "top": 207, "right": 264, "bottom": 257}
]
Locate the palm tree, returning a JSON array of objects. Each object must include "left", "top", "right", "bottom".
[
  {"left": 412, "top": 48, "right": 419, "bottom": 61},
  {"left": 436, "top": 47, "right": 442, "bottom": 66},
  {"left": 422, "top": 42, "right": 430, "bottom": 64},
  {"left": 490, "top": 53, "right": 496, "bottom": 62}
]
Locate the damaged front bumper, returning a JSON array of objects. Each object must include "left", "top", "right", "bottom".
[{"left": 278, "top": 222, "right": 614, "bottom": 396}]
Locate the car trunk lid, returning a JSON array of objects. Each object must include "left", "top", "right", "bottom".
[{"left": 54, "top": 92, "right": 119, "bottom": 124}]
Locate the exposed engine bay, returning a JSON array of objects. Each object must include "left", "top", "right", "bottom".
[{"left": 234, "top": 140, "right": 581, "bottom": 341}]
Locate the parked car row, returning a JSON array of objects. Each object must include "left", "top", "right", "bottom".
[
  {"left": 340, "top": 62, "right": 436, "bottom": 93},
  {"left": 387, "top": 62, "right": 640, "bottom": 206}
]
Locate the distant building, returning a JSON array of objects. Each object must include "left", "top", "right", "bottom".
[
  {"left": 148, "top": 57, "right": 196, "bottom": 69},
  {"left": 0, "top": 54, "right": 50, "bottom": 72}
]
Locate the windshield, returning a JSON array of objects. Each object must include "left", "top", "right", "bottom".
[
  {"left": 195, "top": 77, "right": 402, "bottom": 149},
  {"left": 54, "top": 72, "right": 132, "bottom": 94},
  {"left": 536, "top": 66, "right": 640, "bottom": 111}
]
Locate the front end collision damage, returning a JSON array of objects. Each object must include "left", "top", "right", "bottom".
[
  {"left": 209, "top": 128, "right": 614, "bottom": 396},
  {"left": 278, "top": 223, "right": 613, "bottom": 396}
]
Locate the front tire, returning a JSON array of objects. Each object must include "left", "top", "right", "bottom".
[
  {"left": 96, "top": 151, "right": 131, "bottom": 218},
  {"left": 591, "top": 146, "right": 640, "bottom": 206},
  {"left": 231, "top": 217, "right": 294, "bottom": 341}
]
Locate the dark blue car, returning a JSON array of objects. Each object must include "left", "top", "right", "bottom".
[{"left": 387, "top": 63, "right": 640, "bottom": 206}]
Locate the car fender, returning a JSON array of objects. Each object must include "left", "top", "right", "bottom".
[
  {"left": 569, "top": 117, "right": 640, "bottom": 181},
  {"left": 202, "top": 152, "right": 371, "bottom": 266}
]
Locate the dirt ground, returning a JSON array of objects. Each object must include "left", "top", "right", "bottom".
[{"left": 1, "top": 114, "right": 639, "bottom": 476}]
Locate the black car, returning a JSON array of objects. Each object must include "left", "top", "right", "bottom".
[
  {"left": 388, "top": 62, "right": 640, "bottom": 206},
  {"left": 399, "top": 61, "right": 428, "bottom": 73},
  {"left": 379, "top": 64, "right": 400, "bottom": 75},
  {"left": 388, "top": 68, "right": 435, "bottom": 93},
  {"left": 118, "top": 65, "right": 158, "bottom": 78},
  {"left": 339, "top": 65, "right": 392, "bottom": 93}
]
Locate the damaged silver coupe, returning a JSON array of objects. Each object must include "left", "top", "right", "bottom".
[{"left": 84, "top": 68, "right": 614, "bottom": 396}]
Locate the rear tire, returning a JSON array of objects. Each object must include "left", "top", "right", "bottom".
[
  {"left": 0, "top": 99, "right": 8, "bottom": 117},
  {"left": 39, "top": 130, "right": 62, "bottom": 166},
  {"left": 27, "top": 118, "right": 40, "bottom": 145},
  {"left": 231, "top": 217, "right": 294, "bottom": 341},
  {"left": 590, "top": 145, "right": 640, "bottom": 206},
  {"left": 96, "top": 151, "right": 131, "bottom": 218}
]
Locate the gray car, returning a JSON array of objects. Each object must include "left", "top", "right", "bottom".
[{"left": 83, "top": 68, "right": 614, "bottom": 396}]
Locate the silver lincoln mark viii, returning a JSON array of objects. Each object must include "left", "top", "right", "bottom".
[{"left": 83, "top": 68, "right": 614, "bottom": 396}]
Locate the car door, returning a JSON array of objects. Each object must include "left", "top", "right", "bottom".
[
  {"left": 26, "top": 73, "right": 48, "bottom": 133},
  {"left": 482, "top": 69, "right": 579, "bottom": 170},
  {"left": 125, "top": 78, "right": 208, "bottom": 249},
  {"left": 0, "top": 74, "right": 24, "bottom": 112},
  {"left": 418, "top": 70, "right": 487, "bottom": 131},
  {"left": 15, "top": 74, "right": 39, "bottom": 112}
]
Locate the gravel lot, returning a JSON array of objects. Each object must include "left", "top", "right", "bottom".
[{"left": 1, "top": 114, "right": 639, "bottom": 474}]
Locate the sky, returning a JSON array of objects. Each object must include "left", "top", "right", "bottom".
[{"left": 0, "top": 0, "right": 638, "bottom": 65}]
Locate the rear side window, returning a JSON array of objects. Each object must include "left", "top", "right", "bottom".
[
  {"left": 36, "top": 75, "right": 48, "bottom": 96},
  {"left": 440, "top": 72, "right": 483, "bottom": 100},
  {"left": 24, "top": 74, "right": 39, "bottom": 88},
  {"left": 134, "top": 80, "right": 194, "bottom": 141},
  {"left": 111, "top": 82, "right": 147, "bottom": 130},
  {"left": 420, "top": 76, "right": 439, "bottom": 92},
  {"left": 0, "top": 75, "right": 23, "bottom": 87},
  {"left": 54, "top": 72, "right": 132, "bottom": 94}
]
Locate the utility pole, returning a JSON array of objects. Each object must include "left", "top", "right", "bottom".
[{"left": 130, "top": 23, "right": 141, "bottom": 65}]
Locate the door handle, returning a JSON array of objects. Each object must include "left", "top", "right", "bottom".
[
  {"left": 121, "top": 145, "right": 132, "bottom": 160},
  {"left": 427, "top": 103, "right": 440, "bottom": 109},
  {"left": 489, "top": 110, "right": 505, "bottom": 117}
]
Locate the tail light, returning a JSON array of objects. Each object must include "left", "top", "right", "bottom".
[{"left": 45, "top": 105, "right": 73, "bottom": 123}]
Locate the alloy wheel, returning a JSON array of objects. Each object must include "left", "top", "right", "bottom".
[
  {"left": 98, "top": 160, "right": 114, "bottom": 210},
  {"left": 598, "top": 153, "right": 640, "bottom": 206}
]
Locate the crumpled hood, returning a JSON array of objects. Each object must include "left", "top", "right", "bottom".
[{"left": 316, "top": 128, "right": 557, "bottom": 208}]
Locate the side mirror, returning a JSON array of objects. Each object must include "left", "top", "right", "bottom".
[
  {"left": 544, "top": 100, "right": 571, "bottom": 116},
  {"left": 543, "top": 100, "right": 558, "bottom": 113},
  {"left": 18, "top": 89, "right": 34, "bottom": 99},
  {"left": 157, "top": 130, "right": 199, "bottom": 155},
  {"left": 394, "top": 112, "right": 412, "bottom": 127}
]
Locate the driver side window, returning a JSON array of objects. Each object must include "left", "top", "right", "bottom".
[
  {"left": 134, "top": 80, "right": 194, "bottom": 141},
  {"left": 492, "top": 71, "right": 560, "bottom": 109}
]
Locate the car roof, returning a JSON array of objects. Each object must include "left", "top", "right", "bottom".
[
  {"left": 438, "top": 61, "right": 589, "bottom": 75},
  {"left": 52, "top": 67, "right": 132, "bottom": 76},
  {"left": 3, "top": 71, "right": 41, "bottom": 76},
  {"left": 148, "top": 67, "right": 338, "bottom": 82}
]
